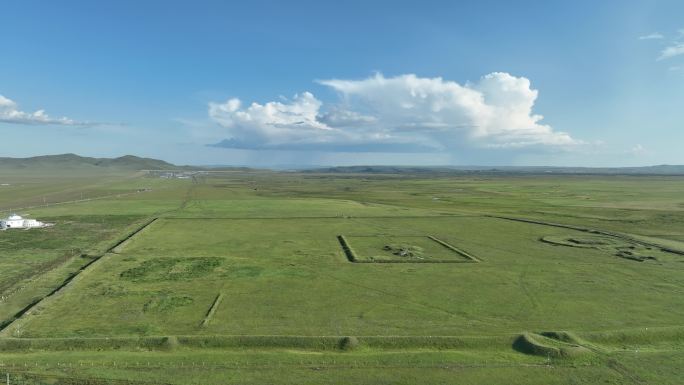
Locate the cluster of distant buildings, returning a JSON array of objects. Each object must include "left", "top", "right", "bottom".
[
  {"left": 158, "top": 171, "right": 193, "bottom": 179},
  {"left": 147, "top": 170, "right": 207, "bottom": 181},
  {"left": 0, "top": 214, "right": 52, "bottom": 230}
]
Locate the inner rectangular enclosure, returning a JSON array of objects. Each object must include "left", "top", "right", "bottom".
[{"left": 342, "top": 235, "right": 476, "bottom": 262}]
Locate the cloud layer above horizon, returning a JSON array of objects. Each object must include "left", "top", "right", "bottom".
[
  {"left": 640, "top": 28, "right": 684, "bottom": 62},
  {"left": 208, "top": 73, "right": 578, "bottom": 153},
  {"left": 0, "top": 94, "right": 86, "bottom": 126}
]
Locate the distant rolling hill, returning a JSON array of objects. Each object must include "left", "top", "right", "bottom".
[
  {"left": 2, "top": 154, "right": 683, "bottom": 175},
  {"left": 0, "top": 154, "right": 181, "bottom": 171},
  {"left": 305, "top": 165, "right": 684, "bottom": 175}
]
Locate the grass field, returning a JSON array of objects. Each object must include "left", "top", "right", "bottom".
[{"left": 1, "top": 169, "right": 683, "bottom": 384}]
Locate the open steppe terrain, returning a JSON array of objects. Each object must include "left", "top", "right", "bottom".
[{"left": 1, "top": 168, "right": 683, "bottom": 384}]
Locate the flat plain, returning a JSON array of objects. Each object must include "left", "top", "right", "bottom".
[{"left": 1, "top": 169, "right": 683, "bottom": 384}]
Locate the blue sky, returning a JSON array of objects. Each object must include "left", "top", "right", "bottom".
[{"left": 1, "top": 0, "right": 683, "bottom": 167}]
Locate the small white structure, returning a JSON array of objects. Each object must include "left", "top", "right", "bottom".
[{"left": 0, "top": 214, "right": 51, "bottom": 230}]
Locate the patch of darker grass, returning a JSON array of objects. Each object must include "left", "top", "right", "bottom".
[
  {"left": 120, "top": 257, "right": 222, "bottom": 282},
  {"left": 338, "top": 336, "right": 360, "bottom": 351},
  {"left": 143, "top": 293, "right": 194, "bottom": 312},
  {"left": 97, "top": 284, "right": 129, "bottom": 297}
]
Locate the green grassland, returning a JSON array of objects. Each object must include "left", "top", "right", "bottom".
[{"left": 0, "top": 169, "right": 683, "bottom": 384}]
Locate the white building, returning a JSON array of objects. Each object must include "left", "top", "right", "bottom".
[{"left": 0, "top": 214, "right": 51, "bottom": 230}]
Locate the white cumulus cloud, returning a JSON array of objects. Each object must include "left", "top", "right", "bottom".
[
  {"left": 209, "top": 92, "right": 348, "bottom": 149},
  {"left": 630, "top": 144, "right": 646, "bottom": 155},
  {"left": 658, "top": 42, "right": 684, "bottom": 60},
  {"left": 638, "top": 32, "right": 664, "bottom": 40},
  {"left": 209, "top": 73, "right": 579, "bottom": 152},
  {"left": 0, "top": 94, "right": 88, "bottom": 126},
  {"left": 642, "top": 29, "right": 684, "bottom": 62}
]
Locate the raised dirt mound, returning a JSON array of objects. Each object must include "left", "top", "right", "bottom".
[
  {"left": 541, "top": 235, "right": 660, "bottom": 262},
  {"left": 513, "top": 332, "right": 592, "bottom": 359}
]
